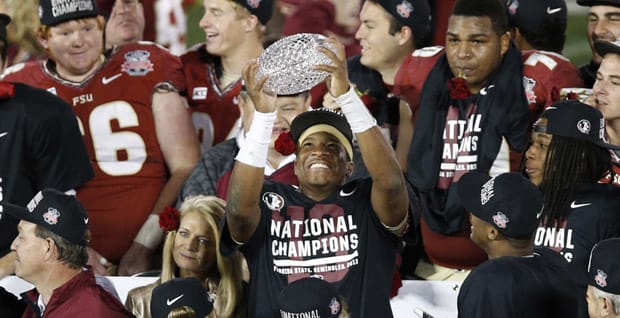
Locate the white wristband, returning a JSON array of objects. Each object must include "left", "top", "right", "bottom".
[
  {"left": 235, "top": 110, "right": 276, "bottom": 168},
  {"left": 134, "top": 214, "right": 163, "bottom": 250},
  {"left": 335, "top": 85, "right": 377, "bottom": 133}
]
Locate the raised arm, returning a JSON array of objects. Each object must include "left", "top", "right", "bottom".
[
  {"left": 226, "top": 62, "right": 277, "bottom": 243},
  {"left": 119, "top": 89, "right": 200, "bottom": 275},
  {"left": 317, "top": 38, "right": 408, "bottom": 228}
]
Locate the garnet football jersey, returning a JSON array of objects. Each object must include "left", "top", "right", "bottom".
[
  {"left": 521, "top": 50, "right": 584, "bottom": 123},
  {"left": 181, "top": 44, "right": 242, "bottom": 149},
  {"left": 2, "top": 42, "right": 186, "bottom": 261}
]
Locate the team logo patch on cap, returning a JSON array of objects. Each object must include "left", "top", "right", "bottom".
[
  {"left": 480, "top": 178, "right": 495, "bottom": 205},
  {"left": 396, "top": 0, "right": 414, "bottom": 18},
  {"left": 247, "top": 0, "right": 261, "bottom": 9},
  {"left": 492, "top": 211, "right": 509, "bottom": 229},
  {"left": 329, "top": 297, "right": 341, "bottom": 315},
  {"left": 595, "top": 269, "right": 608, "bottom": 288},
  {"left": 121, "top": 50, "right": 154, "bottom": 76},
  {"left": 263, "top": 192, "right": 285, "bottom": 211},
  {"left": 43, "top": 207, "right": 60, "bottom": 225},
  {"left": 577, "top": 119, "right": 591, "bottom": 135}
]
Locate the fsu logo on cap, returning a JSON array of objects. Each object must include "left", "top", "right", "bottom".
[
  {"left": 492, "top": 211, "right": 509, "bottom": 229},
  {"left": 595, "top": 269, "right": 608, "bottom": 288},
  {"left": 43, "top": 207, "right": 60, "bottom": 225},
  {"left": 396, "top": 0, "right": 414, "bottom": 19},
  {"left": 577, "top": 119, "right": 591, "bottom": 135},
  {"left": 247, "top": 0, "right": 261, "bottom": 9}
]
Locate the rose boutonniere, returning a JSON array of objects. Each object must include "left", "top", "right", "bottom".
[
  {"left": 354, "top": 86, "right": 378, "bottom": 113},
  {"left": 0, "top": 82, "right": 15, "bottom": 100},
  {"left": 448, "top": 75, "right": 471, "bottom": 100},
  {"left": 275, "top": 131, "right": 296, "bottom": 155},
  {"left": 159, "top": 206, "right": 180, "bottom": 232}
]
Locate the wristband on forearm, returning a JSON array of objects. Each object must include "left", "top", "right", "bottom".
[
  {"left": 235, "top": 110, "right": 276, "bottom": 168},
  {"left": 134, "top": 214, "right": 163, "bottom": 250},
  {"left": 335, "top": 85, "right": 377, "bottom": 133}
]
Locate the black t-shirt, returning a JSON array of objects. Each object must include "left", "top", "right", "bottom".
[
  {"left": 222, "top": 178, "right": 400, "bottom": 318},
  {"left": 457, "top": 247, "right": 580, "bottom": 318},
  {"left": 0, "top": 82, "right": 93, "bottom": 255}
]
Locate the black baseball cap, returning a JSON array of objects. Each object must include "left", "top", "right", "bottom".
[
  {"left": 537, "top": 100, "right": 620, "bottom": 150},
  {"left": 457, "top": 172, "right": 543, "bottom": 240},
  {"left": 151, "top": 277, "right": 213, "bottom": 318},
  {"left": 1, "top": 189, "right": 89, "bottom": 245},
  {"left": 0, "top": 13, "right": 10, "bottom": 46},
  {"left": 278, "top": 277, "right": 342, "bottom": 318},
  {"left": 577, "top": 0, "right": 620, "bottom": 7},
  {"left": 373, "top": 0, "right": 432, "bottom": 45},
  {"left": 585, "top": 238, "right": 620, "bottom": 294},
  {"left": 39, "top": 0, "right": 100, "bottom": 26},
  {"left": 594, "top": 38, "right": 620, "bottom": 58},
  {"left": 231, "top": 0, "right": 273, "bottom": 25},
  {"left": 290, "top": 107, "right": 354, "bottom": 160},
  {"left": 506, "top": 0, "right": 566, "bottom": 36}
]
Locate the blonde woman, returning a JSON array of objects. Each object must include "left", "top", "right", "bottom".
[
  {"left": 126, "top": 196, "right": 245, "bottom": 318},
  {"left": 0, "top": 0, "right": 45, "bottom": 66}
]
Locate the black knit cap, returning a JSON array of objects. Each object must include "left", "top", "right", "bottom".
[
  {"left": 232, "top": 0, "right": 273, "bottom": 25},
  {"left": 0, "top": 14, "right": 10, "bottom": 47},
  {"left": 278, "top": 277, "right": 342, "bottom": 318},
  {"left": 505, "top": 0, "right": 566, "bottom": 36},
  {"left": 373, "top": 0, "right": 432, "bottom": 45},
  {"left": 458, "top": 172, "right": 543, "bottom": 240},
  {"left": 577, "top": 0, "right": 620, "bottom": 7},
  {"left": 1, "top": 189, "right": 90, "bottom": 246},
  {"left": 39, "top": 0, "right": 100, "bottom": 26}
]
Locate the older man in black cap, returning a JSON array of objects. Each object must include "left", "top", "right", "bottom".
[
  {"left": 577, "top": 0, "right": 620, "bottom": 88},
  {"left": 456, "top": 172, "right": 579, "bottom": 318},
  {"left": 3, "top": 189, "right": 131, "bottom": 317},
  {"left": 584, "top": 238, "right": 620, "bottom": 318}
]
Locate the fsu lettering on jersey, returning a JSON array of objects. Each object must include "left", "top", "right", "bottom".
[
  {"left": 181, "top": 44, "right": 242, "bottom": 150},
  {"left": 2, "top": 42, "right": 186, "bottom": 262}
]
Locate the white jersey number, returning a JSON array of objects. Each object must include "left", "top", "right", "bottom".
[
  {"left": 524, "top": 52, "right": 558, "bottom": 71},
  {"left": 192, "top": 111, "right": 214, "bottom": 149},
  {"left": 78, "top": 101, "right": 147, "bottom": 176}
]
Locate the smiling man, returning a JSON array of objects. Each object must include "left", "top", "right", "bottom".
[
  {"left": 1, "top": 0, "right": 200, "bottom": 276},
  {"left": 577, "top": 0, "right": 620, "bottom": 88},
  {"left": 181, "top": 0, "right": 273, "bottom": 150},
  {"left": 221, "top": 38, "right": 408, "bottom": 317}
]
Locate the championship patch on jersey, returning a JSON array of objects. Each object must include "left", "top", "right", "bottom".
[
  {"left": 192, "top": 87, "right": 208, "bottom": 100},
  {"left": 523, "top": 76, "right": 537, "bottom": 104},
  {"left": 121, "top": 50, "right": 154, "bottom": 76},
  {"left": 263, "top": 192, "right": 285, "bottom": 211}
]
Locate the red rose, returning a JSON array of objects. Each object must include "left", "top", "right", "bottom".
[
  {"left": 449, "top": 77, "right": 471, "bottom": 99},
  {"left": 0, "top": 82, "right": 15, "bottom": 100},
  {"left": 275, "top": 131, "right": 296, "bottom": 155},
  {"left": 566, "top": 92, "right": 579, "bottom": 100},
  {"left": 159, "top": 206, "right": 180, "bottom": 232}
]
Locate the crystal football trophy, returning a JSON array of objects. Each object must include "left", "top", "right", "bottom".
[{"left": 256, "top": 33, "right": 336, "bottom": 95}]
